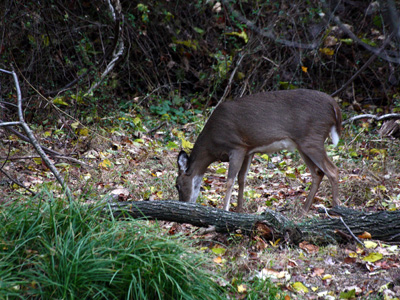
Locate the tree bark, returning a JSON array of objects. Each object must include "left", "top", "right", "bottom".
[{"left": 104, "top": 201, "right": 400, "bottom": 245}]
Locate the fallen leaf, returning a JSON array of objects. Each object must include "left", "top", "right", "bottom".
[
  {"left": 211, "top": 246, "right": 226, "bottom": 255},
  {"left": 322, "top": 274, "right": 332, "bottom": 280},
  {"left": 213, "top": 256, "right": 222, "bottom": 264},
  {"left": 358, "top": 232, "right": 372, "bottom": 239},
  {"left": 339, "top": 289, "right": 356, "bottom": 299},
  {"left": 99, "top": 159, "right": 113, "bottom": 169},
  {"left": 362, "top": 252, "right": 383, "bottom": 263},
  {"left": 319, "top": 47, "right": 334, "bottom": 56},
  {"left": 299, "top": 241, "right": 319, "bottom": 254},
  {"left": 311, "top": 268, "right": 325, "bottom": 277},
  {"left": 364, "top": 241, "right": 378, "bottom": 249},
  {"left": 237, "top": 284, "right": 247, "bottom": 293},
  {"left": 292, "top": 281, "right": 309, "bottom": 293},
  {"left": 256, "top": 268, "right": 290, "bottom": 280}
]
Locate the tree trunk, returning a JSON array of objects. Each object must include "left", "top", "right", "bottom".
[{"left": 104, "top": 201, "right": 400, "bottom": 245}]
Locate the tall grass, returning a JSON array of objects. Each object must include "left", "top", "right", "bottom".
[{"left": 0, "top": 192, "right": 225, "bottom": 299}]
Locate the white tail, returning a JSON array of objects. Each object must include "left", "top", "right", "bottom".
[{"left": 176, "top": 89, "right": 341, "bottom": 213}]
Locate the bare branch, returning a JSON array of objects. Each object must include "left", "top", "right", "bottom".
[
  {"left": 331, "top": 32, "right": 394, "bottom": 97},
  {"left": 221, "top": 0, "right": 319, "bottom": 49},
  {"left": 0, "top": 69, "right": 72, "bottom": 201},
  {"left": 342, "top": 113, "right": 400, "bottom": 125},
  {"left": 0, "top": 169, "right": 36, "bottom": 196},
  {"left": 321, "top": 0, "right": 400, "bottom": 64},
  {"left": 86, "top": 0, "right": 125, "bottom": 95},
  {"left": 0, "top": 121, "right": 22, "bottom": 127}
]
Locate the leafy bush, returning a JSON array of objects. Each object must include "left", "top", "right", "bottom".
[{"left": 0, "top": 193, "right": 225, "bottom": 299}]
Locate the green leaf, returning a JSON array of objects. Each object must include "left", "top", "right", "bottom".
[
  {"left": 166, "top": 141, "right": 179, "bottom": 149},
  {"left": 339, "top": 289, "right": 356, "bottom": 299},
  {"left": 211, "top": 247, "right": 226, "bottom": 255},
  {"left": 340, "top": 38, "right": 353, "bottom": 45},
  {"left": 194, "top": 27, "right": 205, "bottom": 34},
  {"left": 216, "top": 168, "right": 226, "bottom": 174}
]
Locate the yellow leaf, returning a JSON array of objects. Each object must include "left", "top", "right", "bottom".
[
  {"left": 79, "top": 128, "right": 89, "bottom": 136},
  {"left": 33, "top": 157, "right": 42, "bottom": 165},
  {"left": 362, "top": 252, "right": 383, "bottom": 262},
  {"left": 71, "top": 121, "right": 80, "bottom": 130},
  {"left": 237, "top": 284, "right": 247, "bottom": 293},
  {"left": 83, "top": 173, "right": 91, "bottom": 181},
  {"left": 269, "top": 238, "right": 281, "bottom": 247},
  {"left": 174, "top": 39, "right": 199, "bottom": 50},
  {"left": 99, "top": 159, "right": 113, "bottom": 169},
  {"left": 319, "top": 47, "right": 335, "bottom": 56},
  {"left": 348, "top": 252, "right": 358, "bottom": 258},
  {"left": 181, "top": 138, "right": 194, "bottom": 151},
  {"left": 53, "top": 97, "right": 69, "bottom": 106},
  {"left": 41, "top": 34, "right": 49, "bottom": 47},
  {"left": 364, "top": 241, "right": 378, "bottom": 249},
  {"left": 301, "top": 66, "right": 308, "bottom": 73},
  {"left": 44, "top": 131, "right": 52, "bottom": 137},
  {"left": 292, "top": 282, "right": 309, "bottom": 293},
  {"left": 225, "top": 31, "right": 249, "bottom": 43},
  {"left": 322, "top": 274, "right": 332, "bottom": 280}
]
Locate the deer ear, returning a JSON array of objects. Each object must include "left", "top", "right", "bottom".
[{"left": 177, "top": 150, "right": 189, "bottom": 173}]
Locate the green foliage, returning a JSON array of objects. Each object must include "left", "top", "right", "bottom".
[
  {"left": 0, "top": 193, "right": 226, "bottom": 299},
  {"left": 236, "top": 278, "right": 285, "bottom": 300},
  {"left": 149, "top": 96, "right": 202, "bottom": 124}
]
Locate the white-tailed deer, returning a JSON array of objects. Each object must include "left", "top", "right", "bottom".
[{"left": 176, "top": 89, "right": 341, "bottom": 213}]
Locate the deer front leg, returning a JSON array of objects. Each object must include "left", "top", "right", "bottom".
[
  {"left": 223, "top": 151, "right": 245, "bottom": 211},
  {"left": 237, "top": 154, "right": 254, "bottom": 212}
]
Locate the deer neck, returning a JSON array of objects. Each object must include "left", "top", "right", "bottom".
[{"left": 187, "top": 144, "right": 215, "bottom": 177}]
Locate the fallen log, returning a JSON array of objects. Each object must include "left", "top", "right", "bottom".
[{"left": 104, "top": 200, "right": 400, "bottom": 245}]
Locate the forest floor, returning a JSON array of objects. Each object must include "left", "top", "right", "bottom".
[{"left": 1, "top": 121, "right": 400, "bottom": 299}]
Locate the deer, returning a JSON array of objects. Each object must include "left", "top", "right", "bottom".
[{"left": 176, "top": 89, "right": 342, "bottom": 213}]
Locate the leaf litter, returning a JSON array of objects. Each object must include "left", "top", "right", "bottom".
[{"left": 1, "top": 123, "right": 400, "bottom": 299}]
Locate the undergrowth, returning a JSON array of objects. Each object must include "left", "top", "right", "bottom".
[{"left": 0, "top": 192, "right": 226, "bottom": 300}]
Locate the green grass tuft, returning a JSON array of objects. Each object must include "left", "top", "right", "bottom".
[{"left": 0, "top": 192, "right": 225, "bottom": 299}]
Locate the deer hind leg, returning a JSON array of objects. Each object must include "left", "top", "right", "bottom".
[
  {"left": 223, "top": 150, "right": 246, "bottom": 211},
  {"left": 299, "top": 147, "right": 339, "bottom": 212},
  {"left": 299, "top": 151, "right": 324, "bottom": 212},
  {"left": 237, "top": 154, "right": 254, "bottom": 212}
]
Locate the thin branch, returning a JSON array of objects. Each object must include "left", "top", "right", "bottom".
[
  {"left": 321, "top": 0, "right": 400, "bottom": 64},
  {"left": 0, "top": 121, "right": 22, "bottom": 127},
  {"left": 1, "top": 121, "right": 64, "bottom": 156},
  {"left": 0, "top": 155, "right": 93, "bottom": 167},
  {"left": 331, "top": 32, "right": 394, "bottom": 97},
  {"left": 86, "top": 0, "right": 125, "bottom": 95},
  {"left": 342, "top": 113, "right": 400, "bottom": 125},
  {"left": 216, "top": 53, "right": 246, "bottom": 108},
  {"left": 1, "top": 68, "right": 73, "bottom": 201},
  {"left": 0, "top": 169, "right": 36, "bottom": 196},
  {"left": 221, "top": 0, "right": 319, "bottom": 49}
]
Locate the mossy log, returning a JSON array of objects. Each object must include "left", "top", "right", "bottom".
[{"left": 105, "top": 201, "right": 400, "bottom": 245}]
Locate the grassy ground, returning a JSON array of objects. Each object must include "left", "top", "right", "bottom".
[{"left": 1, "top": 112, "right": 400, "bottom": 299}]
